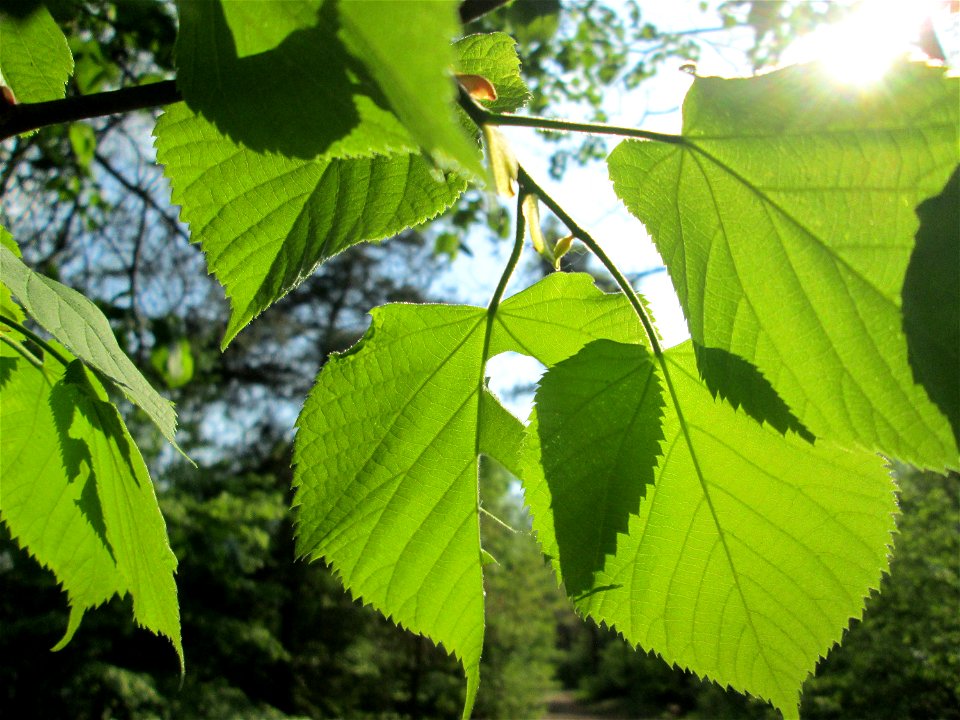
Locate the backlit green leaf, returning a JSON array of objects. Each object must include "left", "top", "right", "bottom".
[
  {"left": 293, "top": 273, "right": 645, "bottom": 716},
  {"left": 155, "top": 102, "right": 466, "bottom": 347},
  {"left": 608, "top": 61, "right": 959, "bottom": 471},
  {"left": 174, "top": 0, "right": 415, "bottom": 160},
  {"left": 523, "top": 341, "right": 896, "bottom": 718},
  {"left": 339, "top": 0, "right": 483, "bottom": 178},
  {"left": 0, "top": 2, "right": 72, "bottom": 103},
  {"left": 0, "top": 245, "right": 179, "bottom": 449},
  {"left": 0, "top": 343, "right": 181, "bottom": 666},
  {"left": 294, "top": 303, "right": 493, "bottom": 718}
]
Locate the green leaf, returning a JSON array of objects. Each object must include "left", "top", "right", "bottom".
[
  {"left": 0, "top": 343, "right": 181, "bottom": 666},
  {"left": 453, "top": 32, "right": 531, "bottom": 114},
  {"left": 0, "top": 2, "right": 73, "bottom": 103},
  {"left": 294, "top": 303, "right": 492, "bottom": 718},
  {"left": 524, "top": 339, "right": 664, "bottom": 598},
  {"left": 293, "top": 272, "right": 641, "bottom": 716},
  {"left": 489, "top": 271, "right": 643, "bottom": 364},
  {"left": 523, "top": 341, "right": 897, "bottom": 718},
  {"left": 174, "top": 0, "right": 415, "bottom": 160},
  {"left": 338, "top": 0, "right": 482, "bottom": 178},
  {"left": 0, "top": 245, "right": 180, "bottom": 450},
  {"left": 155, "top": 102, "right": 466, "bottom": 347},
  {"left": 0, "top": 225, "right": 24, "bottom": 323},
  {"left": 608, "top": 61, "right": 960, "bottom": 471},
  {"left": 902, "top": 166, "right": 959, "bottom": 447}
]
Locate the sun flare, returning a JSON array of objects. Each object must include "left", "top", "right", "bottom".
[{"left": 782, "top": 0, "right": 950, "bottom": 85}]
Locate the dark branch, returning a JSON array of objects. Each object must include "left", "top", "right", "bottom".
[
  {"left": 458, "top": 0, "right": 511, "bottom": 24},
  {"left": 0, "top": 0, "right": 513, "bottom": 142},
  {"left": 1, "top": 80, "right": 181, "bottom": 142}
]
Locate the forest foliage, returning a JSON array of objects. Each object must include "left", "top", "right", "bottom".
[{"left": 0, "top": 2, "right": 958, "bottom": 719}]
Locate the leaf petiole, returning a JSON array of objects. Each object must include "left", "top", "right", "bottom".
[
  {"left": 458, "top": 85, "right": 685, "bottom": 146},
  {"left": 0, "top": 313, "right": 71, "bottom": 367},
  {"left": 0, "top": 332, "right": 44, "bottom": 370},
  {"left": 515, "top": 167, "right": 663, "bottom": 357}
]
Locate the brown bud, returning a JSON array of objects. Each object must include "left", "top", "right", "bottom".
[{"left": 456, "top": 73, "right": 497, "bottom": 102}]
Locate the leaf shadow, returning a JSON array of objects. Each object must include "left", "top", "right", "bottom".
[
  {"left": 693, "top": 343, "right": 814, "bottom": 442},
  {"left": 0, "top": 356, "right": 15, "bottom": 389},
  {"left": 183, "top": 0, "right": 381, "bottom": 159},
  {"left": 902, "top": 165, "right": 959, "bottom": 448},
  {"left": 536, "top": 340, "right": 664, "bottom": 598},
  {"left": 49, "top": 372, "right": 115, "bottom": 565}
]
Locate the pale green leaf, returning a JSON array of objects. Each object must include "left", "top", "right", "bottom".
[
  {"left": 0, "top": 345, "right": 181, "bottom": 666},
  {"left": 0, "top": 245, "right": 179, "bottom": 449},
  {"left": 0, "top": 2, "right": 72, "bottom": 103},
  {"left": 523, "top": 341, "right": 896, "bottom": 718},
  {"left": 174, "top": 0, "right": 415, "bottom": 160},
  {"left": 0, "top": 224, "right": 24, "bottom": 323},
  {"left": 454, "top": 32, "right": 531, "bottom": 114},
  {"left": 608, "top": 60, "right": 960, "bottom": 471},
  {"left": 524, "top": 340, "right": 664, "bottom": 598},
  {"left": 155, "top": 102, "right": 466, "bottom": 347},
  {"left": 338, "top": 0, "right": 483, "bottom": 178}
]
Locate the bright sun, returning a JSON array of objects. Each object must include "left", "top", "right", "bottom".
[{"left": 782, "top": 0, "right": 951, "bottom": 85}]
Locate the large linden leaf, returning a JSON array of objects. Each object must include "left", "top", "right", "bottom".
[
  {"left": 174, "top": 0, "right": 415, "bottom": 160},
  {"left": 338, "top": 0, "right": 483, "bottom": 178},
  {"left": 294, "top": 303, "right": 498, "bottom": 718},
  {"left": 608, "top": 61, "right": 959, "bottom": 471},
  {"left": 0, "top": 245, "right": 179, "bottom": 450},
  {"left": 0, "top": 2, "right": 73, "bottom": 103},
  {"left": 155, "top": 102, "right": 466, "bottom": 347},
  {"left": 293, "top": 272, "right": 653, "bottom": 716},
  {"left": 0, "top": 342, "right": 181, "bottom": 666},
  {"left": 522, "top": 340, "right": 896, "bottom": 718}
]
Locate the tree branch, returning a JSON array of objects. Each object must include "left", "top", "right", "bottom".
[
  {"left": 0, "top": 80, "right": 181, "bottom": 142},
  {"left": 459, "top": 0, "right": 512, "bottom": 24},
  {"left": 0, "top": 0, "right": 511, "bottom": 142}
]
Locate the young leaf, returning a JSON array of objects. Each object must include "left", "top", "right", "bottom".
[
  {"left": 0, "top": 245, "right": 179, "bottom": 450},
  {"left": 174, "top": 0, "right": 416, "bottom": 160},
  {"left": 524, "top": 339, "right": 664, "bottom": 598},
  {"left": 454, "top": 32, "right": 532, "bottom": 114},
  {"left": 608, "top": 60, "right": 960, "bottom": 471},
  {"left": 293, "top": 273, "right": 644, "bottom": 716},
  {"left": 0, "top": 343, "right": 181, "bottom": 666},
  {"left": 523, "top": 341, "right": 897, "bottom": 719},
  {"left": 0, "top": 2, "right": 73, "bottom": 103},
  {"left": 155, "top": 103, "right": 466, "bottom": 347},
  {"left": 337, "top": 0, "right": 484, "bottom": 178}
]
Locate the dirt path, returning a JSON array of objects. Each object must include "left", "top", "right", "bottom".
[{"left": 543, "top": 690, "right": 631, "bottom": 720}]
